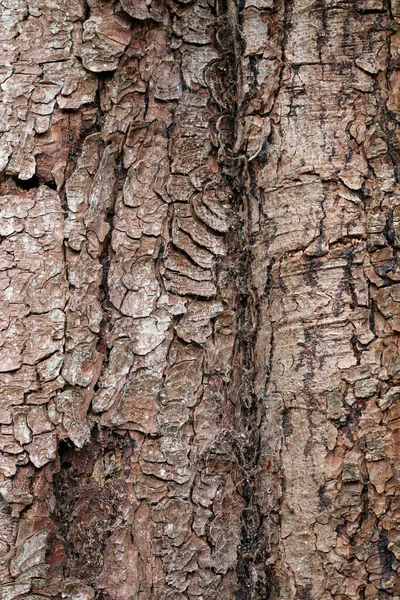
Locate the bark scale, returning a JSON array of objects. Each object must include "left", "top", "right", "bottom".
[{"left": 0, "top": 0, "right": 399, "bottom": 599}]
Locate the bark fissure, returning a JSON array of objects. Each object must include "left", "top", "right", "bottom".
[{"left": 1, "top": 0, "right": 400, "bottom": 599}]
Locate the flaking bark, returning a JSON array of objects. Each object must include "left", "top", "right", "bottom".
[{"left": 0, "top": 0, "right": 400, "bottom": 599}]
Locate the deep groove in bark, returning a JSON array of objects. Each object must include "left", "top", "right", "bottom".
[
  {"left": 52, "top": 429, "right": 135, "bottom": 585},
  {"left": 212, "top": 0, "right": 272, "bottom": 596}
]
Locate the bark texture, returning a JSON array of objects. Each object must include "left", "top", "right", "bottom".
[{"left": 0, "top": 0, "right": 399, "bottom": 599}]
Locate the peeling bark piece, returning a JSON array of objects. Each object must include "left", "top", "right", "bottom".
[
  {"left": 0, "top": 323, "right": 24, "bottom": 372},
  {"left": 242, "top": 8, "right": 269, "bottom": 55},
  {"left": 0, "top": 380, "right": 31, "bottom": 426},
  {"left": 379, "top": 386, "right": 400, "bottom": 411},
  {"left": 57, "top": 66, "right": 98, "bottom": 110},
  {"left": 367, "top": 460, "right": 393, "bottom": 494},
  {"left": 157, "top": 499, "right": 192, "bottom": 546},
  {"left": 114, "top": 200, "right": 166, "bottom": 240},
  {"left": 26, "top": 432, "right": 57, "bottom": 468},
  {"left": 354, "top": 378, "right": 378, "bottom": 399},
  {"left": 0, "top": 435, "right": 23, "bottom": 454},
  {"left": 387, "top": 69, "right": 400, "bottom": 116},
  {"left": 27, "top": 406, "right": 53, "bottom": 435},
  {"left": 92, "top": 338, "right": 134, "bottom": 413},
  {"left": 62, "top": 579, "right": 95, "bottom": 600},
  {"left": 191, "top": 190, "right": 229, "bottom": 233},
  {"left": 9, "top": 530, "right": 48, "bottom": 577},
  {"left": 80, "top": 10, "right": 131, "bottom": 72},
  {"left": 0, "top": 583, "right": 31, "bottom": 600},
  {"left": 120, "top": 258, "right": 160, "bottom": 317},
  {"left": 140, "top": 451, "right": 191, "bottom": 484},
  {"left": 161, "top": 343, "right": 203, "bottom": 407},
  {"left": 135, "top": 473, "right": 167, "bottom": 502},
  {"left": 62, "top": 343, "right": 100, "bottom": 388},
  {"left": 55, "top": 390, "right": 90, "bottom": 448},
  {"left": 130, "top": 312, "right": 171, "bottom": 356},
  {"left": 37, "top": 352, "right": 64, "bottom": 382},
  {"left": 164, "top": 271, "right": 217, "bottom": 297},
  {"left": 172, "top": 227, "right": 215, "bottom": 269},
  {"left": 0, "top": 453, "right": 20, "bottom": 477},
  {"left": 26, "top": 259, "right": 67, "bottom": 314},
  {"left": 175, "top": 300, "right": 223, "bottom": 344},
  {"left": 101, "top": 370, "right": 161, "bottom": 433},
  {"left": 13, "top": 408, "right": 32, "bottom": 445},
  {"left": 23, "top": 310, "right": 65, "bottom": 365},
  {"left": 0, "top": 193, "right": 34, "bottom": 236},
  {"left": 163, "top": 247, "right": 216, "bottom": 297},
  {"left": 153, "top": 59, "right": 182, "bottom": 101},
  {"left": 164, "top": 247, "right": 214, "bottom": 281},
  {"left": 86, "top": 144, "right": 117, "bottom": 226},
  {"left": 121, "top": 0, "right": 163, "bottom": 22},
  {"left": 173, "top": 0, "right": 213, "bottom": 45},
  {"left": 175, "top": 203, "right": 225, "bottom": 256}
]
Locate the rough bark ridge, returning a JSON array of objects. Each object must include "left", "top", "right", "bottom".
[
  {"left": 244, "top": 1, "right": 400, "bottom": 598},
  {"left": 1, "top": 0, "right": 400, "bottom": 599},
  {"left": 0, "top": 0, "right": 245, "bottom": 598}
]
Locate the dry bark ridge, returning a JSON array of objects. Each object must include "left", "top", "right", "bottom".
[{"left": 0, "top": 0, "right": 400, "bottom": 598}]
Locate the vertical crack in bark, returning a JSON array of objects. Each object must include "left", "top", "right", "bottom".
[{"left": 211, "top": 0, "right": 276, "bottom": 596}]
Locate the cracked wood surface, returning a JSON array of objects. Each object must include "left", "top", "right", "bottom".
[{"left": 0, "top": 0, "right": 400, "bottom": 599}]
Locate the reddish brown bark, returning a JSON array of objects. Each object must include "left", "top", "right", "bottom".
[{"left": 0, "top": 0, "right": 399, "bottom": 599}]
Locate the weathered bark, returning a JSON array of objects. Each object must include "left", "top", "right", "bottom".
[{"left": 0, "top": 0, "right": 399, "bottom": 599}]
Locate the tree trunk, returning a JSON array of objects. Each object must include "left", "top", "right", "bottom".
[{"left": 0, "top": 0, "right": 399, "bottom": 598}]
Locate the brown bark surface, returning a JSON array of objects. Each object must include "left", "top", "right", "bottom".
[{"left": 0, "top": 0, "right": 399, "bottom": 599}]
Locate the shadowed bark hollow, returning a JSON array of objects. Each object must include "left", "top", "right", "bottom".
[{"left": 0, "top": 0, "right": 400, "bottom": 599}]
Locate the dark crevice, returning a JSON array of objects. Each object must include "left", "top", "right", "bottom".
[
  {"left": 95, "top": 153, "right": 125, "bottom": 390},
  {"left": 0, "top": 173, "right": 56, "bottom": 194},
  {"left": 209, "top": 0, "right": 282, "bottom": 596},
  {"left": 51, "top": 428, "right": 134, "bottom": 586}
]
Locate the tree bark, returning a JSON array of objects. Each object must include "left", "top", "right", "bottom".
[{"left": 0, "top": 0, "right": 399, "bottom": 599}]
